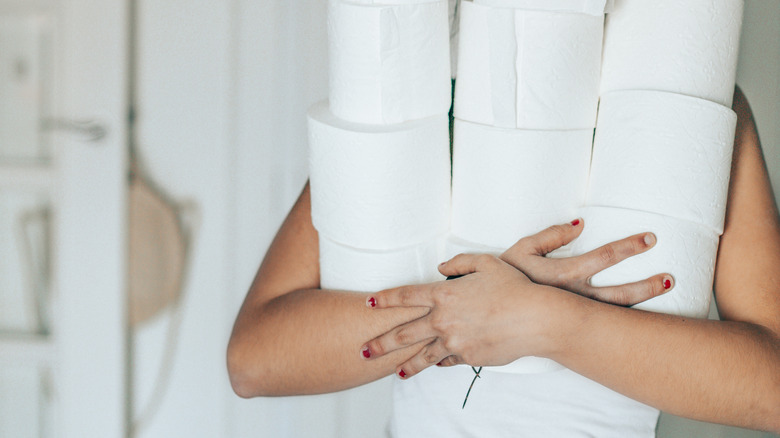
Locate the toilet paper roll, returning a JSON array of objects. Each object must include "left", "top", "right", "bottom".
[
  {"left": 328, "top": 0, "right": 451, "bottom": 124},
  {"left": 474, "top": 0, "right": 613, "bottom": 15},
  {"left": 588, "top": 90, "right": 736, "bottom": 234},
  {"left": 447, "top": 226, "right": 574, "bottom": 260},
  {"left": 320, "top": 236, "right": 446, "bottom": 292},
  {"left": 600, "top": 0, "right": 744, "bottom": 108},
  {"left": 455, "top": 1, "right": 602, "bottom": 129},
  {"left": 452, "top": 119, "right": 592, "bottom": 249},
  {"left": 569, "top": 207, "right": 719, "bottom": 319},
  {"left": 308, "top": 101, "right": 451, "bottom": 250},
  {"left": 444, "top": 236, "right": 503, "bottom": 260},
  {"left": 442, "top": 236, "right": 565, "bottom": 374}
]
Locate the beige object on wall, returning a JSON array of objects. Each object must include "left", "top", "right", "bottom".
[{"left": 127, "top": 160, "right": 191, "bottom": 327}]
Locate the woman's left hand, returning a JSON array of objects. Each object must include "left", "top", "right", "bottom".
[{"left": 360, "top": 254, "right": 560, "bottom": 379}]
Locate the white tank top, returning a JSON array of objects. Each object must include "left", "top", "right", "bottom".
[{"left": 390, "top": 365, "right": 659, "bottom": 437}]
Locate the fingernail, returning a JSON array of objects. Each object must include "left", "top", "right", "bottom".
[
  {"left": 644, "top": 233, "right": 657, "bottom": 246},
  {"left": 663, "top": 277, "right": 673, "bottom": 290},
  {"left": 436, "top": 361, "right": 443, "bottom": 366},
  {"left": 439, "top": 262, "right": 446, "bottom": 266},
  {"left": 570, "top": 218, "right": 581, "bottom": 226},
  {"left": 367, "top": 297, "right": 376, "bottom": 308},
  {"left": 361, "top": 346, "right": 371, "bottom": 359},
  {"left": 398, "top": 369, "right": 407, "bottom": 379}
]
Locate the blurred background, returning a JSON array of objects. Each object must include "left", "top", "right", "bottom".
[{"left": 0, "top": 0, "right": 777, "bottom": 437}]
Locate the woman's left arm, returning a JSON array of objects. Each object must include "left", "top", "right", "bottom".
[
  {"left": 365, "top": 87, "right": 780, "bottom": 432},
  {"left": 542, "top": 88, "right": 780, "bottom": 431}
]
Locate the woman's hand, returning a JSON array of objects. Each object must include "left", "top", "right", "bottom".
[
  {"left": 501, "top": 218, "right": 674, "bottom": 306},
  {"left": 361, "top": 254, "right": 561, "bottom": 379},
  {"left": 360, "top": 219, "right": 676, "bottom": 379}
]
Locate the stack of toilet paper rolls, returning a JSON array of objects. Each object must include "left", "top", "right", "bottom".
[
  {"left": 572, "top": 0, "right": 743, "bottom": 319},
  {"left": 308, "top": 0, "right": 452, "bottom": 434},
  {"left": 451, "top": 0, "right": 610, "bottom": 373},
  {"left": 310, "top": 0, "right": 452, "bottom": 298}
]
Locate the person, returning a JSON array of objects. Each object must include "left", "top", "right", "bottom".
[{"left": 226, "top": 87, "right": 780, "bottom": 433}]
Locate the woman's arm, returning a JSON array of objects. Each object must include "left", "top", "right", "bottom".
[
  {"left": 552, "top": 88, "right": 780, "bottom": 431},
  {"left": 226, "top": 183, "right": 429, "bottom": 397},
  {"left": 365, "top": 87, "right": 780, "bottom": 431}
]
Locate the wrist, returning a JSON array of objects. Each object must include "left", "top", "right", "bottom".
[{"left": 525, "top": 285, "right": 584, "bottom": 361}]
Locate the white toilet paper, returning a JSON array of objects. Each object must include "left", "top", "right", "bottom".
[
  {"left": 455, "top": 1, "right": 603, "bottom": 129},
  {"left": 328, "top": 0, "right": 451, "bottom": 125},
  {"left": 451, "top": 119, "right": 592, "bottom": 249},
  {"left": 600, "top": 0, "right": 744, "bottom": 108},
  {"left": 588, "top": 90, "right": 737, "bottom": 234},
  {"left": 308, "top": 101, "right": 451, "bottom": 250},
  {"left": 444, "top": 235, "right": 503, "bottom": 260},
  {"left": 319, "top": 236, "right": 446, "bottom": 292},
  {"left": 570, "top": 206, "right": 719, "bottom": 319},
  {"left": 474, "top": 0, "right": 613, "bottom": 15}
]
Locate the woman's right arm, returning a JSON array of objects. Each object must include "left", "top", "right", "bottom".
[{"left": 226, "top": 182, "right": 429, "bottom": 397}]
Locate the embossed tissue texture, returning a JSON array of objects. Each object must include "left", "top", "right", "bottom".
[
  {"left": 455, "top": 1, "right": 603, "bottom": 129},
  {"left": 474, "top": 0, "right": 613, "bottom": 16},
  {"left": 601, "top": 0, "right": 744, "bottom": 107},
  {"left": 588, "top": 90, "right": 736, "bottom": 234},
  {"left": 308, "top": 102, "right": 451, "bottom": 250},
  {"left": 319, "top": 236, "right": 446, "bottom": 293},
  {"left": 328, "top": 0, "right": 451, "bottom": 125},
  {"left": 571, "top": 207, "right": 719, "bottom": 319},
  {"left": 451, "top": 119, "right": 592, "bottom": 249}
]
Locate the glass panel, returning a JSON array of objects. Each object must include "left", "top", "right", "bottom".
[
  {"left": 0, "top": 365, "right": 52, "bottom": 438},
  {"left": 0, "top": 16, "right": 52, "bottom": 164},
  {"left": 0, "top": 191, "right": 51, "bottom": 335}
]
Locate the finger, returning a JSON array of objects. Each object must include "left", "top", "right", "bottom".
[
  {"left": 436, "top": 355, "right": 460, "bottom": 367},
  {"left": 438, "top": 253, "right": 499, "bottom": 277},
  {"left": 397, "top": 339, "right": 450, "bottom": 379},
  {"left": 581, "top": 273, "right": 674, "bottom": 306},
  {"left": 367, "top": 284, "right": 433, "bottom": 309},
  {"left": 503, "top": 219, "right": 583, "bottom": 261},
  {"left": 361, "top": 318, "right": 436, "bottom": 359},
  {"left": 569, "top": 232, "right": 657, "bottom": 278}
]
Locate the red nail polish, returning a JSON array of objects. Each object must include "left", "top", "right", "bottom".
[
  {"left": 571, "top": 219, "right": 580, "bottom": 226},
  {"left": 436, "top": 361, "right": 443, "bottom": 366},
  {"left": 367, "top": 297, "right": 376, "bottom": 308},
  {"left": 361, "top": 347, "right": 371, "bottom": 359},
  {"left": 664, "top": 279, "right": 672, "bottom": 289},
  {"left": 398, "top": 369, "right": 406, "bottom": 378}
]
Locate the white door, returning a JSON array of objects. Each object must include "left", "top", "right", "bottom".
[{"left": 0, "top": 0, "right": 126, "bottom": 437}]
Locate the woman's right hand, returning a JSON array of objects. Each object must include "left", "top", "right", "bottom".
[{"left": 499, "top": 218, "right": 674, "bottom": 306}]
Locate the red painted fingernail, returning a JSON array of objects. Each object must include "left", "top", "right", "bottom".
[
  {"left": 664, "top": 278, "right": 672, "bottom": 289},
  {"left": 436, "top": 361, "right": 443, "bottom": 366},
  {"left": 367, "top": 297, "right": 376, "bottom": 308},
  {"left": 398, "top": 369, "right": 406, "bottom": 378},
  {"left": 361, "top": 346, "right": 371, "bottom": 359},
  {"left": 571, "top": 219, "right": 580, "bottom": 226}
]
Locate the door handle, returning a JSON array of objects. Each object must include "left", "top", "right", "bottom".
[{"left": 40, "top": 118, "right": 108, "bottom": 142}]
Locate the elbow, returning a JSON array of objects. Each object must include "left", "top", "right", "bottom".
[
  {"left": 226, "top": 337, "right": 272, "bottom": 399},
  {"left": 226, "top": 341, "right": 255, "bottom": 398}
]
